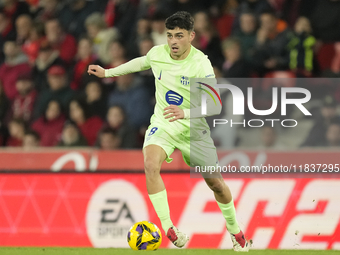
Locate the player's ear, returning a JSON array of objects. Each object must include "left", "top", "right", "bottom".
[{"left": 189, "top": 31, "right": 195, "bottom": 42}]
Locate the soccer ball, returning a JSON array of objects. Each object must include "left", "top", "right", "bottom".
[{"left": 127, "top": 221, "right": 162, "bottom": 250}]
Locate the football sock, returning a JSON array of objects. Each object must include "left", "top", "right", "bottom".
[
  {"left": 216, "top": 198, "right": 240, "bottom": 235},
  {"left": 148, "top": 189, "right": 173, "bottom": 233}
]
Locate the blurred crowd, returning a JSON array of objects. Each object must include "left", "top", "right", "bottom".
[{"left": 0, "top": 0, "right": 340, "bottom": 150}]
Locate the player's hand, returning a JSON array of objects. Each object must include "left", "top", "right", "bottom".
[
  {"left": 87, "top": 65, "right": 105, "bottom": 78},
  {"left": 163, "top": 105, "right": 184, "bottom": 122}
]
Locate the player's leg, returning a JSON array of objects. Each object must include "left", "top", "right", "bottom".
[
  {"left": 144, "top": 144, "right": 175, "bottom": 233},
  {"left": 182, "top": 136, "right": 249, "bottom": 251},
  {"left": 143, "top": 127, "right": 189, "bottom": 248},
  {"left": 204, "top": 177, "right": 249, "bottom": 251},
  {"left": 204, "top": 177, "right": 239, "bottom": 233},
  {"left": 143, "top": 144, "right": 167, "bottom": 194}
]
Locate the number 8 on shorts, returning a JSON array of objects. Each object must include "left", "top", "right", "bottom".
[{"left": 148, "top": 127, "right": 158, "bottom": 136}]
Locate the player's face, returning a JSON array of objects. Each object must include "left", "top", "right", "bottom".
[{"left": 167, "top": 27, "right": 195, "bottom": 60}]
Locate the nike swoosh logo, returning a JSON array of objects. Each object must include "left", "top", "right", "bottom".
[{"left": 158, "top": 70, "right": 162, "bottom": 80}]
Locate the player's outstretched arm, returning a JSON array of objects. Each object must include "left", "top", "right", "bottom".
[
  {"left": 88, "top": 56, "right": 151, "bottom": 79},
  {"left": 88, "top": 65, "right": 105, "bottom": 78}
]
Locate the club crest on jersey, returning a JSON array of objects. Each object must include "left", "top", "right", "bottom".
[
  {"left": 180, "top": 76, "right": 190, "bottom": 86},
  {"left": 165, "top": 90, "right": 183, "bottom": 106}
]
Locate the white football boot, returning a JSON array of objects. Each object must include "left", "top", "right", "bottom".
[
  {"left": 166, "top": 226, "right": 189, "bottom": 248},
  {"left": 230, "top": 230, "right": 250, "bottom": 252}
]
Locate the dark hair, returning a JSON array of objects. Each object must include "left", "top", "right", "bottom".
[
  {"left": 107, "top": 104, "right": 126, "bottom": 123},
  {"left": 63, "top": 119, "right": 80, "bottom": 131},
  {"left": 100, "top": 127, "right": 117, "bottom": 137},
  {"left": 32, "top": 21, "right": 45, "bottom": 38},
  {"left": 45, "top": 17, "right": 65, "bottom": 31},
  {"left": 46, "top": 99, "right": 63, "bottom": 113},
  {"left": 69, "top": 97, "right": 91, "bottom": 120},
  {"left": 24, "top": 130, "right": 40, "bottom": 141},
  {"left": 260, "top": 10, "right": 277, "bottom": 18},
  {"left": 165, "top": 11, "right": 194, "bottom": 31},
  {"left": 78, "top": 35, "right": 93, "bottom": 46}
]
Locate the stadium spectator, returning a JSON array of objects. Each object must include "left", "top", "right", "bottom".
[
  {"left": 33, "top": 0, "right": 63, "bottom": 22},
  {"left": 232, "top": 11, "right": 257, "bottom": 63},
  {"left": 71, "top": 37, "right": 100, "bottom": 91},
  {"left": 11, "top": 71, "right": 37, "bottom": 123},
  {"left": 1, "top": 0, "right": 30, "bottom": 24},
  {"left": 234, "top": 0, "right": 272, "bottom": 30},
  {"left": 324, "top": 118, "right": 340, "bottom": 147},
  {"left": 44, "top": 18, "right": 77, "bottom": 64},
  {"left": 280, "top": 0, "right": 311, "bottom": 28},
  {"left": 193, "top": 11, "right": 224, "bottom": 68},
  {"left": 57, "top": 120, "right": 88, "bottom": 147},
  {"left": 58, "top": 0, "right": 95, "bottom": 39},
  {"left": 69, "top": 98, "right": 103, "bottom": 146},
  {"left": 108, "top": 73, "right": 153, "bottom": 130},
  {"left": 138, "top": 36, "right": 156, "bottom": 97},
  {"left": 83, "top": 80, "right": 107, "bottom": 120},
  {"left": 0, "top": 40, "right": 31, "bottom": 100},
  {"left": 32, "top": 41, "right": 65, "bottom": 92},
  {"left": 15, "top": 14, "right": 32, "bottom": 46},
  {"left": 107, "top": 40, "right": 127, "bottom": 70},
  {"left": 102, "top": 40, "right": 127, "bottom": 86},
  {"left": 127, "top": 18, "right": 151, "bottom": 58},
  {"left": 98, "top": 127, "right": 121, "bottom": 150},
  {"left": 105, "top": 105, "right": 137, "bottom": 148},
  {"left": 85, "top": 12, "right": 120, "bottom": 65},
  {"left": 139, "top": 36, "right": 154, "bottom": 57},
  {"left": 150, "top": 12, "right": 167, "bottom": 45},
  {"left": 22, "top": 129, "right": 40, "bottom": 149},
  {"left": 21, "top": 21, "right": 45, "bottom": 65},
  {"left": 33, "top": 65, "right": 75, "bottom": 119},
  {"left": 31, "top": 100, "right": 65, "bottom": 146},
  {"left": 302, "top": 95, "right": 339, "bottom": 147},
  {"left": 221, "top": 37, "right": 250, "bottom": 78},
  {"left": 0, "top": 10, "right": 16, "bottom": 64},
  {"left": 6, "top": 118, "right": 26, "bottom": 146},
  {"left": 103, "top": 0, "right": 138, "bottom": 41},
  {"left": 287, "top": 16, "right": 318, "bottom": 77},
  {"left": 251, "top": 11, "right": 292, "bottom": 75},
  {"left": 214, "top": 0, "right": 238, "bottom": 40}
]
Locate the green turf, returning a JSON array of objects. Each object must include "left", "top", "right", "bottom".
[{"left": 0, "top": 248, "right": 339, "bottom": 255}]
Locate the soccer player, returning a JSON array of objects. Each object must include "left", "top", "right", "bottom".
[{"left": 88, "top": 11, "right": 249, "bottom": 252}]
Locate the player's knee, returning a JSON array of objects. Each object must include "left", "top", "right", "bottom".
[
  {"left": 206, "top": 179, "right": 225, "bottom": 195},
  {"left": 144, "top": 159, "right": 161, "bottom": 178}
]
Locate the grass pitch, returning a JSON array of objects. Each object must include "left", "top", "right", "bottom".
[{"left": 0, "top": 248, "right": 339, "bottom": 255}]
